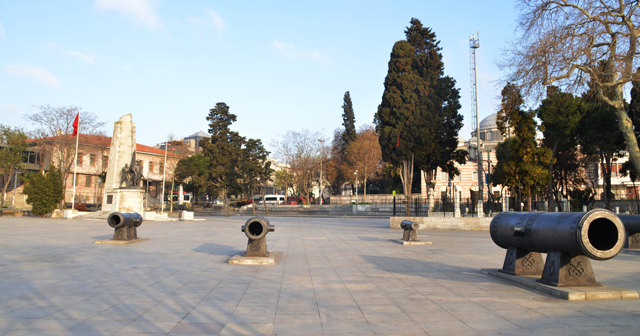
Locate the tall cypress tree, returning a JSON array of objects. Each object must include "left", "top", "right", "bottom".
[
  {"left": 375, "top": 19, "right": 465, "bottom": 215},
  {"left": 201, "top": 102, "right": 244, "bottom": 216},
  {"left": 341, "top": 91, "right": 357, "bottom": 153}
]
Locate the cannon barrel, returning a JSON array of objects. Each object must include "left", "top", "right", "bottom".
[
  {"left": 617, "top": 214, "right": 640, "bottom": 234},
  {"left": 107, "top": 212, "right": 143, "bottom": 229},
  {"left": 241, "top": 216, "right": 274, "bottom": 258},
  {"left": 400, "top": 220, "right": 419, "bottom": 231},
  {"left": 490, "top": 210, "right": 624, "bottom": 261}
]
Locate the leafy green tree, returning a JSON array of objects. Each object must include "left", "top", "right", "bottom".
[
  {"left": 175, "top": 153, "right": 210, "bottom": 209},
  {"left": 537, "top": 86, "right": 584, "bottom": 210},
  {"left": 0, "top": 125, "right": 28, "bottom": 208},
  {"left": 375, "top": 19, "right": 465, "bottom": 215},
  {"left": 341, "top": 91, "right": 357, "bottom": 154},
  {"left": 404, "top": 19, "right": 466, "bottom": 204},
  {"left": 201, "top": 102, "right": 244, "bottom": 216},
  {"left": 579, "top": 62, "right": 626, "bottom": 210},
  {"left": 22, "top": 166, "right": 63, "bottom": 216},
  {"left": 629, "top": 68, "right": 640, "bottom": 135},
  {"left": 493, "top": 83, "right": 552, "bottom": 211},
  {"left": 239, "top": 138, "right": 273, "bottom": 214},
  {"left": 620, "top": 160, "right": 640, "bottom": 214}
]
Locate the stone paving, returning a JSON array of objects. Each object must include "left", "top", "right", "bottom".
[{"left": 0, "top": 216, "right": 639, "bottom": 336}]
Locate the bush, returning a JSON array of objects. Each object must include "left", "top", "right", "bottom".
[
  {"left": 22, "top": 166, "right": 64, "bottom": 217},
  {"left": 74, "top": 203, "right": 87, "bottom": 211}
]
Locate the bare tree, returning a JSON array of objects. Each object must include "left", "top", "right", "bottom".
[
  {"left": 272, "top": 129, "right": 325, "bottom": 203},
  {"left": 24, "top": 105, "right": 106, "bottom": 205},
  {"left": 343, "top": 125, "right": 383, "bottom": 203},
  {"left": 500, "top": 0, "right": 640, "bottom": 179},
  {"left": 0, "top": 125, "right": 28, "bottom": 207}
]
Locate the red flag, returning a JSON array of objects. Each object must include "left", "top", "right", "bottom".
[
  {"left": 396, "top": 136, "right": 400, "bottom": 147},
  {"left": 72, "top": 113, "right": 79, "bottom": 136}
]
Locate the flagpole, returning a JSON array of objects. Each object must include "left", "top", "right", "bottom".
[
  {"left": 71, "top": 111, "right": 80, "bottom": 209},
  {"left": 161, "top": 122, "right": 168, "bottom": 214}
]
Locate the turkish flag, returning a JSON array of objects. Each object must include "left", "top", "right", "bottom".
[{"left": 72, "top": 112, "right": 79, "bottom": 136}]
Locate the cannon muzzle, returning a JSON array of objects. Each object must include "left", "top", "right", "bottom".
[
  {"left": 242, "top": 216, "right": 274, "bottom": 257},
  {"left": 490, "top": 210, "right": 624, "bottom": 260},
  {"left": 107, "top": 212, "right": 143, "bottom": 240},
  {"left": 400, "top": 220, "right": 419, "bottom": 231}
]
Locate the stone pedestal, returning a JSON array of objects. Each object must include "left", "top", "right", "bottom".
[{"left": 102, "top": 114, "right": 144, "bottom": 214}]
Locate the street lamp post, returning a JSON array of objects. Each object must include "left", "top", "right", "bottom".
[
  {"left": 354, "top": 170, "right": 358, "bottom": 205},
  {"left": 318, "top": 139, "right": 325, "bottom": 205}
]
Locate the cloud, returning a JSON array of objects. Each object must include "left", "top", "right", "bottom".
[
  {"left": 0, "top": 22, "right": 5, "bottom": 38},
  {"left": 95, "top": 0, "right": 162, "bottom": 30},
  {"left": 0, "top": 104, "right": 18, "bottom": 113},
  {"left": 187, "top": 8, "right": 227, "bottom": 34},
  {"left": 2, "top": 65, "right": 61, "bottom": 88},
  {"left": 62, "top": 50, "right": 97, "bottom": 64},
  {"left": 271, "top": 40, "right": 329, "bottom": 62}
]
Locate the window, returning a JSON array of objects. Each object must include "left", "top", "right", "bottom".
[
  {"left": 149, "top": 161, "right": 154, "bottom": 173},
  {"left": 102, "top": 156, "right": 108, "bottom": 170},
  {"left": 472, "top": 170, "right": 478, "bottom": 182},
  {"left": 454, "top": 174, "right": 461, "bottom": 182},
  {"left": 85, "top": 175, "right": 92, "bottom": 187},
  {"left": 441, "top": 172, "right": 448, "bottom": 181},
  {"left": 89, "top": 154, "right": 95, "bottom": 166},
  {"left": 76, "top": 154, "right": 83, "bottom": 166},
  {"left": 159, "top": 162, "right": 164, "bottom": 172},
  {"left": 487, "top": 131, "right": 492, "bottom": 141}
]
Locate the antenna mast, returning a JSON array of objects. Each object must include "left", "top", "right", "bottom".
[{"left": 469, "top": 31, "right": 483, "bottom": 217}]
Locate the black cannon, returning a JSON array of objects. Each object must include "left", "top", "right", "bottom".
[
  {"left": 617, "top": 214, "right": 640, "bottom": 249},
  {"left": 107, "top": 212, "right": 143, "bottom": 240},
  {"left": 490, "top": 210, "right": 625, "bottom": 286},
  {"left": 241, "top": 216, "right": 275, "bottom": 257},
  {"left": 400, "top": 220, "right": 420, "bottom": 242}
]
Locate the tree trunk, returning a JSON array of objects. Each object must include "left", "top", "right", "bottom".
[
  {"left": 601, "top": 152, "right": 612, "bottom": 210},
  {"left": 224, "top": 187, "right": 230, "bottom": 216},
  {"left": 398, "top": 154, "right": 414, "bottom": 217},
  {"left": 252, "top": 186, "right": 256, "bottom": 215},
  {"left": 613, "top": 90, "right": 640, "bottom": 199},
  {"left": 262, "top": 186, "right": 269, "bottom": 215},
  {"left": 527, "top": 186, "right": 532, "bottom": 211},
  {"left": 363, "top": 177, "right": 367, "bottom": 203},
  {"left": 1, "top": 171, "right": 11, "bottom": 208},
  {"left": 548, "top": 136, "right": 561, "bottom": 211},
  {"left": 170, "top": 179, "right": 174, "bottom": 213}
]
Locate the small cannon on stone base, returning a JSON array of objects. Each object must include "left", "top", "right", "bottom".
[
  {"left": 400, "top": 220, "right": 420, "bottom": 242},
  {"left": 490, "top": 210, "right": 625, "bottom": 286},
  {"left": 107, "top": 212, "right": 143, "bottom": 240},
  {"left": 242, "top": 216, "right": 274, "bottom": 257},
  {"left": 617, "top": 215, "right": 640, "bottom": 249}
]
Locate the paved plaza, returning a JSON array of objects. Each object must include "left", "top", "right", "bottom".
[{"left": 0, "top": 216, "right": 639, "bottom": 336}]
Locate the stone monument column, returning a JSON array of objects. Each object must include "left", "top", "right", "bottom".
[
  {"left": 102, "top": 114, "right": 144, "bottom": 213},
  {"left": 454, "top": 189, "right": 461, "bottom": 218}
]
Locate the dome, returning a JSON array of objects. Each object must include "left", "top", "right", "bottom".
[
  {"left": 479, "top": 113, "right": 497, "bottom": 130},
  {"left": 457, "top": 135, "right": 466, "bottom": 143}
]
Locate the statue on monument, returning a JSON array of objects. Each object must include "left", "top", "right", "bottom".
[{"left": 119, "top": 161, "right": 144, "bottom": 188}]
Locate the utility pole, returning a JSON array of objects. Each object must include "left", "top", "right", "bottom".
[{"left": 470, "top": 31, "right": 483, "bottom": 217}]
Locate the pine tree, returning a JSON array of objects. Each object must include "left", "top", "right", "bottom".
[
  {"left": 341, "top": 91, "right": 357, "bottom": 154},
  {"left": 375, "top": 19, "right": 465, "bottom": 215},
  {"left": 22, "top": 166, "right": 63, "bottom": 216},
  {"left": 201, "top": 102, "right": 244, "bottom": 216},
  {"left": 493, "top": 83, "right": 552, "bottom": 211}
]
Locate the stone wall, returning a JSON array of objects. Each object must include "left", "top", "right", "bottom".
[{"left": 390, "top": 216, "right": 493, "bottom": 231}]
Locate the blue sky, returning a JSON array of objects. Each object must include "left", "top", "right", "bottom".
[{"left": 0, "top": 0, "right": 518, "bottom": 153}]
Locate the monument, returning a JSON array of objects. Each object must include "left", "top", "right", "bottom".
[{"left": 102, "top": 114, "right": 144, "bottom": 214}]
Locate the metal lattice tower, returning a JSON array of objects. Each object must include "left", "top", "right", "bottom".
[{"left": 469, "top": 31, "right": 483, "bottom": 217}]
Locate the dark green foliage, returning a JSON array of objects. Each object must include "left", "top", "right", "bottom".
[
  {"left": 22, "top": 166, "right": 63, "bottom": 216},
  {"left": 0, "top": 125, "right": 28, "bottom": 208},
  {"left": 629, "top": 67, "right": 640, "bottom": 136},
  {"left": 341, "top": 91, "right": 357, "bottom": 153},
  {"left": 537, "top": 86, "right": 584, "bottom": 208},
  {"left": 175, "top": 154, "right": 210, "bottom": 206},
  {"left": 201, "top": 103, "right": 244, "bottom": 215},
  {"left": 374, "top": 19, "right": 466, "bottom": 213},
  {"left": 492, "top": 83, "right": 551, "bottom": 210},
  {"left": 579, "top": 61, "right": 626, "bottom": 209}
]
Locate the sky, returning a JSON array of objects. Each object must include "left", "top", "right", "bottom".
[{"left": 0, "top": 0, "right": 519, "bottom": 153}]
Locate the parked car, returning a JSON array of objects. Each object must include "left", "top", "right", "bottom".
[{"left": 263, "top": 195, "right": 285, "bottom": 204}]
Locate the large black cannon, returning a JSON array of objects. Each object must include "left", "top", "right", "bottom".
[
  {"left": 617, "top": 214, "right": 640, "bottom": 249},
  {"left": 400, "top": 220, "right": 420, "bottom": 242},
  {"left": 107, "top": 212, "right": 143, "bottom": 240},
  {"left": 490, "top": 210, "right": 625, "bottom": 286},
  {"left": 242, "top": 216, "right": 274, "bottom": 257}
]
